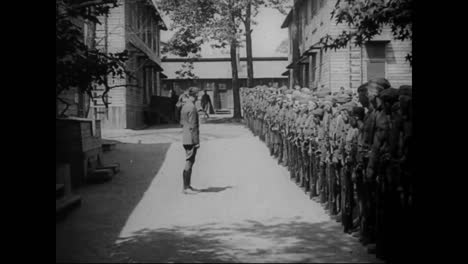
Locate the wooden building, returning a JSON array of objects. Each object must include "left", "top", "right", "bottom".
[
  {"left": 281, "top": 0, "right": 412, "bottom": 92},
  {"left": 90, "top": 0, "right": 167, "bottom": 129},
  {"left": 161, "top": 57, "right": 289, "bottom": 110}
]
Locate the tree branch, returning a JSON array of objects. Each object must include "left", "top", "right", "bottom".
[
  {"left": 57, "top": 96, "right": 71, "bottom": 117},
  {"left": 70, "top": 0, "right": 117, "bottom": 10}
]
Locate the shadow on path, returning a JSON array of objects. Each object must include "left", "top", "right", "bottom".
[
  {"left": 113, "top": 219, "right": 380, "bottom": 263},
  {"left": 196, "top": 186, "right": 233, "bottom": 193},
  {"left": 202, "top": 117, "right": 243, "bottom": 124},
  {"left": 56, "top": 142, "right": 172, "bottom": 263}
]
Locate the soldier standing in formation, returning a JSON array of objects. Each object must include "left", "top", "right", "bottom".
[{"left": 240, "top": 79, "right": 412, "bottom": 262}]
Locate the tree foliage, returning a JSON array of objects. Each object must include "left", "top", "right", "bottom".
[
  {"left": 158, "top": 0, "right": 291, "bottom": 69},
  {"left": 56, "top": 0, "right": 129, "bottom": 116},
  {"left": 157, "top": 0, "right": 290, "bottom": 118},
  {"left": 319, "top": 0, "right": 413, "bottom": 65}
]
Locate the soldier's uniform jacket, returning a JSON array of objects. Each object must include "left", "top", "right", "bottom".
[{"left": 180, "top": 100, "right": 200, "bottom": 145}]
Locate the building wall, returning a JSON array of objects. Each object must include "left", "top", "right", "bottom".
[
  {"left": 162, "top": 78, "right": 287, "bottom": 109},
  {"left": 92, "top": 0, "right": 164, "bottom": 129},
  {"left": 57, "top": 87, "right": 80, "bottom": 117},
  {"left": 286, "top": 0, "right": 412, "bottom": 92},
  {"left": 56, "top": 118, "right": 103, "bottom": 188}
]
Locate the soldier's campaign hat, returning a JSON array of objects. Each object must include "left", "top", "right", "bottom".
[
  {"left": 312, "top": 108, "right": 324, "bottom": 118},
  {"left": 314, "top": 89, "right": 331, "bottom": 98},
  {"left": 285, "top": 89, "right": 294, "bottom": 95},
  {"left": 308, "top": 100, "right": 318, "bottom": 110},
  {"left": 367, "top": 82, "right": 384, "bottom": 97},
  {"left": 357, "top": 83, "right": 368, "bottom": 94},
  {"left": 336, "top": 93, "right": 351, "bottom": 104},
  {"left": 339, "top": 101, "right": 358, "bottom": 113},
  {"left": 301, "top": 87, "right": 311, "bottom": 93},
  {"left": 322, "top": 100, "right": 333, "bottom": 109},
  {"left": 369, "top": 78, "right": 391, "bottom": 90},
  {"left": 379, "top": 87, "right": 399, "bottom": 104},
  {"left": 351, "top": 106, "right": 365, "bottom": 120},
  {"left": 298, "top": 97, "right": 310, "bottom": 105},
  {"left": 292, "top": 90, "right": 302, "bottom": 97},
  {"left": 398, "top": 85, "right": 412, "bottom": 97}
]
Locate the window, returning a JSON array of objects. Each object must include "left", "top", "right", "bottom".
[
  {"left": 152, "top": 23, "right": 156, "bottom": 53},
  {"left": 310, "top": 53, "right": 317, "bottom": 88},
  {"left": 303, "top": 63, "right": 309, "bottom": 88},
  {"left": 318, "top": 49, "right": 323, "bottom": 83},
  {"left": 365, "top": 42, "right": 387, "bottom": 81},
  {"left": 320, "top": 0, "right": 326, "bottom": 8},
  {"left": 312, "top": 0, "right": 318, "bottom": 16},
  {"left": 136, "top": 6, "right": 141, "bottom": 37},
  {"left": 146, "top": 13, "right": 151, "bottom": 46}
]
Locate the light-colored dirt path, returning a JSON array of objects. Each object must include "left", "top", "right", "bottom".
[{"left": 109, "top": 121, "right": 380, "bottom": 263}]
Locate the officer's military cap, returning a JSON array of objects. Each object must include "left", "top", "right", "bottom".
[{"left": 187, "top": 87, "right": 199, "bottom": 97}]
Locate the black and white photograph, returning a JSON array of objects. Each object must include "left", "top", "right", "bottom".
[{"left": 56, "top": 0, "right": 413, "bottom": 262}]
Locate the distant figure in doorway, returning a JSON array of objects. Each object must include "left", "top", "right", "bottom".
[
  {"left": 200, "top": 90, "right": 213, "bottom": 118},
  {"left": 180, "top": 87, "right": 200, "bottom": 194},
  {"left": 169, "top": 88, "right": 179, "bottom": 122}
]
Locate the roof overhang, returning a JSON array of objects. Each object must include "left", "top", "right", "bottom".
[
  {"left": 303, "top": 43, "right": 323, "bottom": 56},
  {"left": 281, "top": 9, "right": 293, "bottom": 28},
  {"left": 286, "top": 61, "right": 296, "bottom": 69},
  {"left": 145, "top": 0, "right": 168, "bottom": 30},
  {"left": 281, "top": 70, "right": 289, "bottom": 76}
]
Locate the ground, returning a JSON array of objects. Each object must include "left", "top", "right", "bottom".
[{"left": 56, "top": 114, "right": 381, "bottom": 263}]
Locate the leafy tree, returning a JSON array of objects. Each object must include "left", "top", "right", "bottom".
[
  {"left": 158, "top": 0, "right": 244, "bottom": 118},
  {"left": 319, "top": 0, "right": 413, "bottom": 65},
  {"left": 158, "top": 0, "right": 291, "bottom": 119},
  {"left": 275, "top": 38, "right": 289, "bottom": 54},
  {"left": 56, "top": 0, "right": 131, "bottom": 117}
]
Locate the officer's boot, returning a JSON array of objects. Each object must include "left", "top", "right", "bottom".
[
  {"left": 182, "top": 170, "right": 188, "bottom": 193},
  {"left": 187, "top": 168, "right": 198, "bottom": 191}
]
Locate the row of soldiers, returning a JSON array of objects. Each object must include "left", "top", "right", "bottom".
[{"left": 241, "top": 79, "right": 413, "bottom": 261}]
